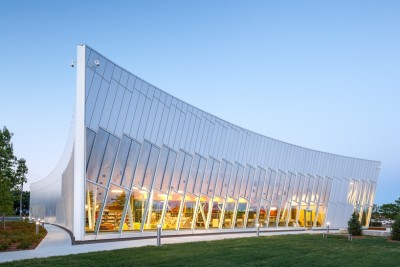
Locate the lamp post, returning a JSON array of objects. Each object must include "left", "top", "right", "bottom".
[
  {"left": 157, "top": 224, "right": 162, "bottom": 246},
  {"left": 36, "top": 221, "right": 40, "bottom": 235},
  {"left": 256, "top": 223, "right": 260, "bottom": 237}
]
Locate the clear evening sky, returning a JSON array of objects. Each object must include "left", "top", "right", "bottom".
[{"left": 0, "top": 1, "right": 398, "bottom": 204}]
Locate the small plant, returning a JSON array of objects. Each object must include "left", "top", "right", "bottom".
[
  {"left": 391, "top": 213, "right": 400, "bottom": 241},
  {"left": 348, "top": 211, "right": 362, "bottom": 236},
  {"left": 16, "top": 240, "right": 32, "bottom": 249}
]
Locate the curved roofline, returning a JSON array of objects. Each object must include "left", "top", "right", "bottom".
[{"left": 84, "top": 44, "right": 381, "bottom": 165}]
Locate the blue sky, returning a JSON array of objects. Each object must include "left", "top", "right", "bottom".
[{"left": 0, "top": 1, "right": 399, "bottom": 204}]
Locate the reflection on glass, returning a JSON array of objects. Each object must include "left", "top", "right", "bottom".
[
  {"left": 316, "top": 205, "right": 327, "bottom": 227},
  {"left": 195, "top": 195, "right": 210, "bottom": 229},
  {"left": 259, "top": 204, "right": 267, "bottom": 228},
  {"left": 85, "top": 182, "right": 106, "bottom": 233},
  {"left": 235, "top": 200, "right": 247, "bottom": 228},
  {"left": 247, "top": 199, "right": 259, "bottom": 228},
  {"left": 122, "top": 188, "right": 149, "bottom": 231},
  {"left": 180, "top": 194, "right": 197, "bottom": 229},
  {"left": 269, "top": 207, "right": 278, "bottom": 227},
  {"left": 223, "top": 199, "right": 236, "bottom": 228},
  {"left": 144, "top": 189, "right": 165, "bottom": 230},
  {"left": 278, "top": 203, "right": 290, "bottom": 227},
  {"left": 163, "top": 192, "right": 183, "bottom": 230},
  {"left": 210, "top": 197, "right": 224, "bottom": 228},
  {"left": 99, "top": 185, "right": 128, "bottom": 232}
]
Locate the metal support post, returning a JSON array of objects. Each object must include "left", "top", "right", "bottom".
[{"left": 157, "top": 224, "right": 162, "bottom": 246}]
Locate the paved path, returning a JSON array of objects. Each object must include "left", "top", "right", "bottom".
[{"left": 0, "top": 225, "right": 337, "bottom": 264}]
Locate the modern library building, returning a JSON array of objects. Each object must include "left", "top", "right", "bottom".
[{"left": 30, "top": 45, "right": 380, "bottom": 241}]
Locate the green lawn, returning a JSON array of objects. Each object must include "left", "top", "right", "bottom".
[{"left": 2, "top": 234, "right": 400, "bottom": 267}]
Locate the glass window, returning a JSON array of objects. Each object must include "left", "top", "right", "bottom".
[
  {"left": 143, "top": 189, "right": 166, "bottom": 231},
  {"left": 194, "top": 195, "right": 211, "bottom": 229},
  {"left": 85, "top": 182, "right": 106, "bottom": 233},
  {"left": 179, "top": 193, "right": 197, "bottom": 230},
  {"left": 123, "top": 89, "right": 140, "bottom": 135},
  {"left": 122, "top": 188, "right": 149, "bottom": 232},
  {"left": 208, "top": 159, "right": 220, "bottom": 196},
  {"left": 255, "top": 168, "right": 266, "bottom": 200},
  {"left": 99, "top": 185, "right": 129, "bottom": 233},
  {"left": 201, "top": 159, "right": 213, "bottom": 195},
  {"left": 130, "top": 93, "right": 145, "bottom": 138},
  {"left": 214, "top": 160, "right": 226, "bottom": 196},
  {"left": 86, "top": 129, "right": 109, "bottom": 183},
  {"left": 115, "top": 90, "right": 132, "bottom": 136},
  {"left": 163, "top": 192, "right": 183, "bottom": 230},
  {"left": 209, "top": 196, "right": 224, "bottom": 229},
  {"left": 223, "top": 198, "right": 236, "bottom": 229},
  {"left": 121, "top": 140, "right": 141, "bottom": 189},
  {"left": 142, "top": 145, "right": 160, "bottom": 190},
  {"left": 247, "top": 199, "right": 259, "bottom": 228},
  {"left": 120, "top": 70, "right": 129, "bottom": 87},
  {"left": 235, "top": 199, "right": 247, "bottom": 229},
  {"left": 136, "top": 98, "right": 151, "bottom": 141},
  {"left": 171, "top": 151, "right": 184, "bottom": 191},
  {"left": 126, "top": 74, "right": 137, "bottom": 92},
  {"left": 219, "top": 161, "right": 232, "bottom": 198},
  {"left": 110, "top": 136, "right": 131, "bottom": 186},
  {"left": 193, "top": 154, "right": 207, "bottom": 195},
  {"left": 133, "top": 141, "right": 151, "bottom": 189},
  {"left": 178, "top": 153, "right": 193, "bottom": 193},
  {"left": 85, "top": 67, "right": 95, "bottom": 101},
  {"left": 108, "top": 84, "right": 125, "bottom": 132},
  {"left": 86, "top": 128, "right": 96, "bottom": 166},
  {"left": 103, "top": 61, "right": 114, "bottom": 82},
  {"left": 243, "top": 166, "right": 255, "bottom": 199},
  {"left": 144, "top": 100, "right": 159, "bottom": 140},
  {"left": 89, "top": 78, "right": 110, "bottom": 130},
  {"left": 232, "top": 164, "right": 244, "bottom": 199},
  {"left": 153, "top": 146, "right": 169, "bottom": 191},
  {"left": 186, "top": 154, "right": 199, "bottom": 194},
  {"left": 85, "top": 74, "right": 102, "bottom": 125},
  {"left": 99, "top": 79, "right": 118, "bottom": 129},
  {"left": 97, "top": 134, "right": 120, "bottom": 187},
  {"left": 161, "top": 149, "right": 177, "bottom": 193}
]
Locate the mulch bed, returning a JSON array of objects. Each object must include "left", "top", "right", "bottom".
[{"left": 0, "top": 221, "right": 47, "bottom": 252}]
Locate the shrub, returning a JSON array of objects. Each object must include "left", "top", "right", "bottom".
[
  {"left": 16, "top": 240, "right": 32, "bottom": 249},
  {"left": 391, "top": 213, "right": 400, "bottom": 241},
  {"left": 348, "top": 211, "right": 362, "bottom": 236}
]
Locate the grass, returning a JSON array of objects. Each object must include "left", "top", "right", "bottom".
[
  {"left": 0, "top": 221, "right": 47, "bottom": 252},
  {"left": 2, "top": 234, "right": 400, "bottom": 266}
]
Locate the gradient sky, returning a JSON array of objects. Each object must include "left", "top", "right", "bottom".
[{"left": 1, "top": 1, "right": 399, "bottom": 204}]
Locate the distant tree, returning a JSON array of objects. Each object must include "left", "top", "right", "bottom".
[
  {"left": 392, "top": 213, "right": 400, "bottom": 241},
  {"left": 371, "top": 204, "right": 380, "bottom": 221},
  {"left": 379, "top": 204, "right": 400, "bottom": 220},
  {"left": 348, "top": 211, "right": 362, "bottom": 236},
  {"left": 15, "top": 158, "right": 28, "bottom": 218},
  {"left": 13, "top": 191, "right": 30, "bottom": 214},
  {"left": 0, "top": 127, "right": 17, "bottom": 214}
]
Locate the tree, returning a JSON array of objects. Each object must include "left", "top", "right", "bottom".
[
  {"left": 379, "top": 203, "right": 400, "bottom": 220},
  {"left": 348, "top": 211, "right": 362, "bottom": 236},
  {"left": 392, "top": 213, "right": 400, "bottom": 241},
  {"left": 15, "top": 158, "right": 28, "bottom": 219},
  {"left": 0, "top": 127, "right": 28, "bottom": 215}
]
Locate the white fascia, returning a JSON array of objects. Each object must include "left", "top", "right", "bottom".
[{"left": 73, "top": 44, "right": 86, "bottom": 241}]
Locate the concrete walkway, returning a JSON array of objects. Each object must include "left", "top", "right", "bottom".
[{"left": 0, "top": 225, "right": 336, "bottom": 264}]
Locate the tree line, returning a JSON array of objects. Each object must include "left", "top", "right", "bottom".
[{"left": 0, "top": 126, "right": 28, "bottom": 216}]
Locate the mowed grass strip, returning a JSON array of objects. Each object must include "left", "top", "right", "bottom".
[{"left": 2, "top": 234, "right": 400, "bottom": 267}]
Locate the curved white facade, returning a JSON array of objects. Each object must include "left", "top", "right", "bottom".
[{"left": 31, "top": 45, "right": 380, "bottom": 241}]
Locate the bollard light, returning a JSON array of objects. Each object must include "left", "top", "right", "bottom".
[
  {"left": 256, "top": 223, "right": 260, "bottom": 237},
  {"left": 327, "top": 222, "right": 330, "bottom": 234},
  {"left": 157, "top": 224, "right": 162, "bottom": 246},
  {"left": 36, "top": 221, "right": 39, "bottom": 235}
]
